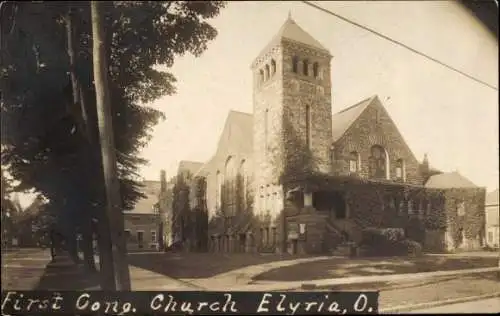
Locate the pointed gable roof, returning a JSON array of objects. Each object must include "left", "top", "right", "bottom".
[
  {"left": 331, "top": 95, "right": 377, "bottom": 142},
  {"left": 215, "top": 110, "right": 253, "bottom": 156},
  {"left": 274, "top": 16, "right": 329, "bottom": 52},
  {"left": 425, "top": 171, "right": 478, "bottom": 189},
  {"left": 252, "top": 16, "right": 330, "bottom": 67}
]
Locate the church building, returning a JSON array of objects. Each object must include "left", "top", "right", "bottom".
[{"left": 171, "top": 16, "right": 486, "bottom": 255}]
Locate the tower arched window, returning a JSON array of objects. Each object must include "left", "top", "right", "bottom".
[
  {"left": 349, "top": 151, "right": 360, "bottom": 173},
  {"left": 259, "top": 69, "right": 264, "bottom": 84},
  {"left": 313, "top": 62, "right": 319, "bottom": 78},
  {"left": 292, "top": 56, "right": 299, "bottom": 73},
  {"left": 271, "top": 59, "right": 276, "bottom": 76},
  {"left": 305, "top": 105, "right": 311, "bottom": 149},
  {"left": 330, "top": 146, "right": 336, "bottom": 163},
  {"left": 265, "top": 64, "right": 270, "bottom": 81},
  {"left": 396, "top": 159, "right": 406, "bottom": 181},
  {"left": 303, "top": 59, "right": 309, "bottom": 76},
  {"left": 369, "top": 145, "right": 389, "bottom": 180}
]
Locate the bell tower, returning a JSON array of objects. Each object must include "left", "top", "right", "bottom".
[{"left": 251, "top": 15, "right": 333, "bottom": 218}]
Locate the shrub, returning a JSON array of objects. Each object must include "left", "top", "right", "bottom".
[
  {"left": 381, "top": 228, "right": 405, "bottom": 243},
  {"left": 360, "top": 227, "right": 403, "bottom": 256},
  {"left": 359, "top": 228, "right": 421, "bottom": 257},
  {"left": 399, "top": 239, "right": 423, "bottom": 257}
]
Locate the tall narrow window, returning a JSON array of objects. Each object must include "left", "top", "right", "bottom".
[
  {"left": 369, "top": 145, "right": 389, "bottom": 179},
  {"left": 292, "top": 56, "right": 299, "bottom": 73},
  {"left": 349, "top": 151, "right": 360, "bottom": 173},
  {"left": 313, "top": 62, "right": 319, "bottom": 78},
  {"left": 271, "top": 59, "right": 276, "bottom": 75},
  {"left": 396, "top": 159, "right": 405, "bottom": 181},
  {"left": 216, "top": 170, "right": 223, "bottom": 211},
  {"left": 225, "top": 156, "right": 237, "bottom": 216},
  {"left": 265, "top": 64, "right": 270, "bottom": 80},
  {"left": 305, "top": 105, "right": 311, "bottom": 149},
  {"left": 303, "top": 59, "right": 309, "bottom": 76},
  {"left": 398, "top": 199, "right": 405, "bottom": 215},
  {"left": 264, "top": 109, "right": 269, "bottom": 151},
  {"left": 408, "top": 199, "right": 414, "bottom": 215},
  {"left": 238, "top": 160, "right": 247, "bottom": 211},
  {"left": 259, "top": 69, "right": 264, "bottom": 83}
]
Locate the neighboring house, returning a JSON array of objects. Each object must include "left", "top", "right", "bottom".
[
  {"left": 171, "top": 16, "right": 486, "bottom": 255},
  {"left": 485, "top": 189, "right": 499, "bottom": 248},
  {"left": 123, "top": 181, "right": 162, "bottom": 252}
]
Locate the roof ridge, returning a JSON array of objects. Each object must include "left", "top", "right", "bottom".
[
  {"left": 335, "top": 95, "right": 376, "bottom": 115},
  {"left": 229, "top": 110, "right": 253, "bottom": 116}
]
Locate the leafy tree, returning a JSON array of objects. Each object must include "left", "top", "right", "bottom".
[{"left": 1, "top": 0, "right": 226, "bottom": 279}]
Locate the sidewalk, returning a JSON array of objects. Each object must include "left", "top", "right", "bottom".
[
  {"left": 227, "top": 266, "right": 500, "bottom": 291},
  {"left": 180, "top": 256, "right": 331, "bottom": 290}
]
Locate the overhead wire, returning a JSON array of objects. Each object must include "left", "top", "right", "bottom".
[{"left": 301, "top": 1, "right": 498, "bottom": 91}]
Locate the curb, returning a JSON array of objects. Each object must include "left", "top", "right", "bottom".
[
  {"left": 298, "top": 267, "right": 500, "bottom": 290},
  {"left": 378, "top": 292, "right": 500, "bottom": 313}
]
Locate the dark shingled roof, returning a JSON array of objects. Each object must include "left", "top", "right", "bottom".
[
  {"left": 425, "top": 171, "right": 477, "bottom": 189},
  {"left": 253, "top": 16, "right": 330, "bottom": 67},
  {"left": 331, "top": 95, "right": 377, "bottom": 142}
]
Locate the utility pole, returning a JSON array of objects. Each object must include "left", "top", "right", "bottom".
[{"left": 91, "top": 0, "right": 131, "bottom": 290}]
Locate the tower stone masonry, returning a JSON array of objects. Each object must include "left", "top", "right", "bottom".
[{"left": 251, "top": 16, "right": 333, "bottom": 220}]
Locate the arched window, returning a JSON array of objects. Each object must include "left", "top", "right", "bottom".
[
  {"left": 271, "top": 59, "right": 276, "bottom": 76},
  {"left": 330, "top": 146, "right": 336, "bottom": 163},
  {"left": 238, "top": 160, "right": 247, "bottom": 211},
  {"left": 259, "top": 69, "right": 264, "bottom": 83},
  {"left": 313, "top": 62, "right": 319, "bottom": 78},
  {"left": 348, "top": 151, "right": 360, "bottom": 173},
  {"left": 305, "top": 105, "right": 311, "bottom": 148},
  {"left": 303, "top": 59, "right": 309, "bottom": 76},
  {"left": 225, "top": 156, "right": 237, "bottom": 216},
  {"left": 396, "top": 159, "right": 406, "bottom": 181},
  {"left": 369, "top": 145, "right": 389, "bottom": 179},
  {"left": 215, "top": 170, "right": 223, "bottom": 211},
  {"left": 265, "top": 64, "right": 270, "bottom": 81},
  {"left": 292, "top": 56, "right": 299, "bottom": 73}
]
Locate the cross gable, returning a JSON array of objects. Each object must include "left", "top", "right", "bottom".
[{"left": 332, "top": 95, "right": 424, "bottom": 185}]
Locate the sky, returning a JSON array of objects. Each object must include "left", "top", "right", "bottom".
[
  {"left": 139, "top": 1, "right": 498, "bottom": 192},
  {"left": 12, "top": 1, "right": 498, "bottom": 209}
]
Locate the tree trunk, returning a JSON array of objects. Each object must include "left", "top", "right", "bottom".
[
  {"left": 81, "top": 216, "right": 96, "bottom": 272},
  {"left": 91, "top": 0, "right": 131, "bottom": 290},
  {"left": 66, "top": 4, "right": 98, "bottom": 272}
]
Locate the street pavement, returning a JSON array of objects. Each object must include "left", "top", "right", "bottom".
[
  {"left": 1, "top": 248, "right": 52, "bottom": 290},
  {"left": 407, "top": 298, "right": 500, "bottom": 313}
]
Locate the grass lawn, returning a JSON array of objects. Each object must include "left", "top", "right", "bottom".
[
  {"left": 295, "top": 272, "right": 499, "bottom": 310},
  {"left": 127, "top": 252, "right": 313, "bottom": 279},
  {"left": 254, "top": 255, "right": 498, "bottom": 282}
]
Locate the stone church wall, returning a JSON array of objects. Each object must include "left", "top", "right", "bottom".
[{"left": 333, "top": 98, "right": 425, "bottom": 186}]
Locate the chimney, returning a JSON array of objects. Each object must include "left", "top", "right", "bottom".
[{"left": 160, "top": 170, "right": 167, "bottom": 192}]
